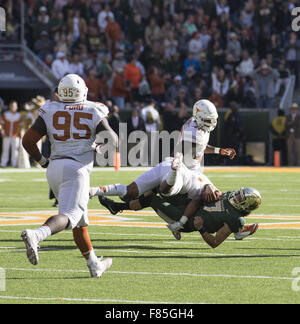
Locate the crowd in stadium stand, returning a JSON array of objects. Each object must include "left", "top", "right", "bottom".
[{"left": 0, "top": 0, "right": 300, "bottom": 167}]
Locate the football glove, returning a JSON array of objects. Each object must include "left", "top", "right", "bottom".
[
  {"left": 92, "top": 143, "right": 106, "bottom": 155},
  {"left": 220, "top": 148, "right": 237, "bottom": 160},
  {"left": 168, "top": 221, "right": 184, "bottom": 232}
]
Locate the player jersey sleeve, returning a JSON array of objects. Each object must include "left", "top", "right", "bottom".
[
  {"left": 226, "top": 216, "right": 246, "bottom": 233},
  {"left": 94, "top": 102, "right": 110, "bottom": 129}
]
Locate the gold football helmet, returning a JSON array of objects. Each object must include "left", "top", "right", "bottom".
[{"left": 228, "top": 188, "right": 262, "bottom": 214}]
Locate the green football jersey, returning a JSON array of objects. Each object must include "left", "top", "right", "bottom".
[
  {"left": 189, "top": 192, "right": 246, "bottom": 234},
  {"left": 150, "top": 192, "right": 245, "bottom": 234}
]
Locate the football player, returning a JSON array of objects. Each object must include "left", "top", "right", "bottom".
[
  {"left": 90, "top": 100, "right": 236, "bottom": 202},
  {"left": 150, "top": 187, "right": 262, "bottom": 247},
  {"left": 98, "top": 184, "right": 258, "bottom": 241},
  {"left": 21, "top": 74, "right": 118, "bottom": 278}
]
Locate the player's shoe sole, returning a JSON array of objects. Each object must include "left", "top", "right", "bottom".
[
  {"left": 88, "top": 257, "right": 113, "bottom": 278},
  {"left": 21, "top": 230, "right": 39, "bottom": 266},
  {"left": 98, "top": 196, "right": 120, "bottom": 215}
]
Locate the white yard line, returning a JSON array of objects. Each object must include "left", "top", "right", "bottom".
[
  {"left": 2, "top": 267, "right": 295, "bottom": 281},
  {"left": 0, "top": 295, "right": 194, "bottom": 304}
]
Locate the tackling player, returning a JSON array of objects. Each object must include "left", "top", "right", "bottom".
[
  {"left": 90, "top": 100, "right": 236, "bottom": 202},
  {"left": 21, "top": 74, "right": 118, "bottom": 278}
]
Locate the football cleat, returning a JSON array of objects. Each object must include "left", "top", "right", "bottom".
[
  {"left": 98, "top": 196, "right": 122, "bottom": 215},
  {"left": 234, "top": 224, "right": 259, "bottom": 240},
  {"left": 171, "top": 153, "right": 183, "bottom": 171},
  {"left": 88, "top": 257, "right": 113, "bottom": 278},
  {"left": 21, "top": 230, "right": 39, "bottom": 265}
]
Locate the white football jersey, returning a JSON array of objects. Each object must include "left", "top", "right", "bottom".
[
  {"left": 179, "top": 118, "right": 210, "bottom": 172},
  {"left": 39, "top": 100, "right": 109, "bottom": 166}
]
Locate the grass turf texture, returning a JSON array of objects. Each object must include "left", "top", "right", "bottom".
[{"left": 0, "top": 168, "right": 300, "bottom": 304}]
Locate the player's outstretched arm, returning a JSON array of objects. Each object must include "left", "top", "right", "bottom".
[
  {"left": 205, "top": 145, "right": 236, "bottom": 160},
  {"left": 22, "top": 117, "right": 49, "bottom": 168},
  {"left": 168, "top": 197, "right": 201, "bottom": 232},
  {"left": 194, "top": 217, "right": 232, "bottom": 248},
  {"left": 95, "top": 117, "right": 119, "bottom": 150}
]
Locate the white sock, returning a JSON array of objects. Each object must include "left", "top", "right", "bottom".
[
  {"left": 103, "top": 184, "right": 127, "bottom": 198},
  {"left": 34, "top": 225, "right": 52, "bottom": 243},
  {"left": 166, "top": 169, "right": 178, "bottom": 186},
  {"left": 87, "top": 249, "right": 98, "bottom": 266}
]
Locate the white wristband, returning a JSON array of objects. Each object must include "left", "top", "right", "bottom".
[
  {"left": 180, "top": 216, "right": 189, "bottom": 225},
  {"left": 214, "top": 148, "right": 221, "bottom": 154}
]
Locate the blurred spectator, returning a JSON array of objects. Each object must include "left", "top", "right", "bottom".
[
  {"left": 236, "top": 50, "right": 254, "bottom": 77},
  {"left": 97, "top": 4, "right": 115, "bottom": 33},
  {"left": 224, "top": 102, "right": 246, "bottom": 164},
  {"left": 67, "top": 10, "right": 87, "bottom": 43},
  {"left": 184, "top": 53, "right": 200, "bottom": 75},
  {"left": 286, "top": 103, "right": 300, "bottom": 166},
  {"left": 250, "top": 62, "right": 279, "bottom": 109},
  {"left": 128, "top": 15, "right": 145, "bottom": 43},
  {"left": 124, "top": 56, "right": 142, "bottom": 102},
  {"left": 51, "top": 52, "right": 70, "bottom": 80},
  {"left": 209, "top": 90, "right": 223, "bottom": 109},
  {"left": 131, "top": 0, "right": 152, "bottom": 21},
  {"left": 163, "top": 102, "right": 180, "bottom": 133},
  {"left": 105, "top": 15, "right": 121, "bottom": 54},
  {"left": 225, "top": 80, "right": 243, "bottom": 107},
  {"left": 285, "top": 32, "right": 298, "bottom": 85},
  {"left": 112, "top": 52, "right": 126, "bottom": 73},
  {"left": 84, "top": 69, "right": 103, "bottom": 102},
  {"left": 148, "top": 67, "right": 170, "bottom": 105},
  {"left": 275, "top": 59, "right": 291, "bottom": 96},
  {"left": 34, "top": 31, "right": 54, "bottom": 60},
  {"left": 166, "top": 75, "right": 187, "bottom": 103},
  {"left": 188, "top": 32, "right": 204, "bottom": 61},
  {"left": 212, "top": 68, "right": 230, "bottom": 99},
  {"left": 140, "top": 99, "right": 161, "bottom": 134},
  {"left": 128, "top": 109, "right": 146, "bottom": 135},
  {"left": 163, "top": 31, "right": 178, "bottom": 60},
  {"left": 174, "top": 88, "right": 191, "bottom": 108},
  {"left": 270, "top": 109, "right": 287, "bottom": 166},
  {"left": 69, "top": 53, "right": 84, "bottom": 76},
  {"left": 139, "top": 76, "right": 152, "bottom": 102},
  {"left": 145, "top": 18, "right": 161, "bottom": 46},
  {"left": 183, "top": 14, "right": 197, "bottom": 36},
  {"left": 109, "top": 105, "right": 121, "bottom": 136},
  {"left": 226, "top": 32, "right": 242, "bottom": 62},
  {"left": 111, "top": 67, "right": 129, "bottom": 110},
  {"left": 0, "top": 101, "right": 22, "bottom": 168}
]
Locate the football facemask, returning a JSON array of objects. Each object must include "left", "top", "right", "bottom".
[{"left": 228, "top": 187, "right": 262, "bottom": 214}]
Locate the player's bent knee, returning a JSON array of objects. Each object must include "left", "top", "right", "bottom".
[
  {"left": 123, "top": 183, "right": 139, "bottom": 201},
  {"left": 138, "top": 194, "right": 154, "bottom": 209}
]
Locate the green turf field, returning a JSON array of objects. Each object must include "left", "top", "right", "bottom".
[{"left": 0, "top": 167, "right": 300, "bottom": 304}]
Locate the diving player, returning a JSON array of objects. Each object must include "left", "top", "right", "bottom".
[{"left": 90, "top": 100, "right": 236, "bottom": 202}]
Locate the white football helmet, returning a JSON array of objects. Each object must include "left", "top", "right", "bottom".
[
  {"left": 57, "top": 74, "right": 88, "bottom": 103},
  {"left": 193, "top": 100, "right": 218, "bottom": 132}
]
